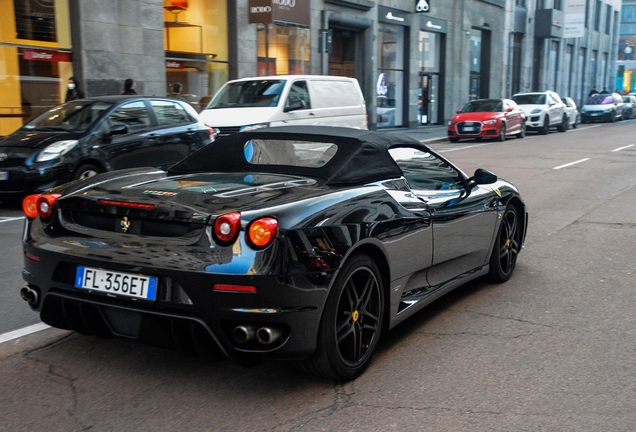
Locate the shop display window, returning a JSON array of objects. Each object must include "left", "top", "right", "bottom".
[{"left": 257, "top": 24, "right": 310, "bottom": 76}]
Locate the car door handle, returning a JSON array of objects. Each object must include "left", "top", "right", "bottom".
[
  {"left": 148, "top": 134, "right": 159, "bottom": 141},
  {"left": 309, "top": 112, "right": 315, "bottom": 116},
  {"left": 186, "top": 129, "right": 197, "bottom": 135}
]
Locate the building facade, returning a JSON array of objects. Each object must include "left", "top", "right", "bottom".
[{"left": 0, "top": 0, "right": 623, "bottom": 136}]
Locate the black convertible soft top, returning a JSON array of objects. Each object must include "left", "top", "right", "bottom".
[{"left": 169, "top": 126, "right": 429, "bottom": 186}]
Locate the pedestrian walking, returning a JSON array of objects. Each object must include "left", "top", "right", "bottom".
[
  {"left": 588, "top": 87, "right": 598, "bottom": 97},
  {"left": 121, "top": 78, "right": 137, "bottom": 95},
  {"left": 65, "top": 76, "right": 85, "bottom": 102}
]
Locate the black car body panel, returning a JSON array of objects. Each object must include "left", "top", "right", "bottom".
[
  {"left": 0, "top": 96, "right": 211, "bottom": 198},
  {"left": 20, "top": 126, "right": 528, "bottom": 378}
]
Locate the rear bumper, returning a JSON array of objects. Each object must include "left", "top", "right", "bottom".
[{"left": 21, "top": 231, "right": 333, "bottom": 361}]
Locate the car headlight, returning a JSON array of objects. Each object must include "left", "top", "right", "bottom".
[
  {"left": 35, "top": 140, "right": 79, "bottom": 162},
  {"left": 530, "top": 108, "right": 542, "bottom": 114},
  {"left": 581, "top": 107, "right": 587, "bottom": 113},
  {"left": 239, "top": 123, "right": 270, "bottom": 132},
  {"left": 448, "top": 120, "right": 456, "bottom": 125},
  {"left": 483, "top": 120, "right": 497, "bottom": 125}
]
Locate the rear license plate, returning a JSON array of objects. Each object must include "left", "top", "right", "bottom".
[
  {"left": 462, "top": 127, "right": 475, "bottom": 132},
  {"left": 75, "top": 266, "right": 157, "bottom": 301},
  {"left": 0, "top": 172, "right": 7, "bottom": 181}
]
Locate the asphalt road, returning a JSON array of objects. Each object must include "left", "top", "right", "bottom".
[{"left": 1, "top": 122, "right": 635, "bottom": 431}]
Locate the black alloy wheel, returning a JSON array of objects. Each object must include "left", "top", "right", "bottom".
[
  {"left": 73, "top": 163, "right": 102, "bottom": 180},
  {"left": 297, "top": 255, "right": 384, "bottom": 381},
  {"left": 557, "top": 115, "right": 567, "bottom": 132},
  {"left": 488, "top": 205, "right": 522, "bottom": 283},
  {"left": 540, "top": 117, "right": 549, "bottom": 135},
  {"left": 497, "top": 123, "right": 506, "bottom": 142}
]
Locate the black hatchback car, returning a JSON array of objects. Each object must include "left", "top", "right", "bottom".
[{"left": 0, "top": 96, "right": 213, "bottom": 199}]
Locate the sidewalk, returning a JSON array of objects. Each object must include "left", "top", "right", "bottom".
[{"left": 381, "top": 125, "right": 449, "bottom": 143}]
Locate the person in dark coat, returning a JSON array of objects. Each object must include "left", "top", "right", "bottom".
[
  {"left": 167, "top": 82, "right": 188, "bottom": 102},
  {"left": 588, "top": 87, "right": 598, "bottom": 97},
  {"left": 121, "top": 78, "right": 137, "bottom": 95},
  {"left": 65, "top": 76, "right": 85, "bottom": 102}
]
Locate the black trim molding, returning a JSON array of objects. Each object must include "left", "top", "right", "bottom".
[{"left": 324, "top": 0, "right": 374, "bottom": 11}]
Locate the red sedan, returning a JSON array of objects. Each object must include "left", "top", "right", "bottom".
[{"left": 447, "top": 98, "right": 526, "bottom": 142}]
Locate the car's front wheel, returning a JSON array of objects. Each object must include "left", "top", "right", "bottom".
[
  {"left": 516, "top": 123, "right": 526, "bottom": 139},
  {"left": 73, "top": 163, "right": 102, "bottom": 180},
  {"left": 488, "top": 205, "right": 522, "bottom": 283},
  {"left": 297, "top": 254, "right": 384, "bottom": 381},
  {"left": 497, "top": 123, "right": 506, "bottom": 142},
  {"left": 540, "top": 117, "right": 549, "bottom": 135}
]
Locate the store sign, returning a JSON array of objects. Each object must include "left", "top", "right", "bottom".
[
  {"left": 23, "top": 49, "right": 70, "bottom": 62},
  {"left": 564, "top": 0, "right": 585, "bottom": 38},
  {"left": 379, "top": 6, "right": 411, "bottom": 26},
  {"left": 416, "top": 0, "right": 430, "bottom": 13},
  {"left": 248, "top": 0, "right": 309, "bottom": 26},
  {"left": 166, "top": 60, "right": 185, "bottom": 69}
]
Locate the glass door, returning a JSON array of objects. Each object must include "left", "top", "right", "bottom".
[{"left": 419, "top": 74, "right": 439, "bottom": 125}]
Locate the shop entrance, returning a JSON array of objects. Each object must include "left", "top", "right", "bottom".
[
  {"left": 419, "top": 73, "right": 440, "bottom": 125},
  {"left": 328, "top": 28, "right": 358, "bottom": 78}
]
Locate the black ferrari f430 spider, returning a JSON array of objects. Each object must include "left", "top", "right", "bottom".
[{"left": 20, "top": 126, "right": 527, "bottom": 381}]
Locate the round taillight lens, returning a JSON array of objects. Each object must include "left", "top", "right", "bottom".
[
  {"left": 36, "top": 194, "right": 61, "bottom": 219},
  {"left": 213, "top": 212, "right": 241, "bottom": 245},
  {"left": 246, "top": 217, "right": 278, "bottom": 249},
  {"left": 23, "top": 194, "right": 41, "bottom": 219}
]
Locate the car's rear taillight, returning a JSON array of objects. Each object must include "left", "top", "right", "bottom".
[
  {"left": 213, "top": 212, "right": 241, "bottom": 246},
  {"left": 246, "top": 217, "right": 278, "bottom": 249},
  {"left": 36, "top": 194, "right": 62, "bottom": 219},
  {"left": 23, "top": 194, "right": 40, "bottom": 219}
]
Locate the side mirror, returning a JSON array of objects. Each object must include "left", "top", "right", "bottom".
[
  {"left": 506, "top": 107, "right": 513, "bottom": 112},
  {"left": 470, "top": 168, "right": 498, "bottom": 185},
  {"left": 108, "top": 124, "right": 128, "bottom": 136},
  {"left": 284, "top": 99, "right": 306, "bottom": 113},
  {"left": 456, "top": 109, "right": 462, "bottom": 114}
]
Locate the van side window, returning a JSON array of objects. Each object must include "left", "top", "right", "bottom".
[{"left": 286, "top": 81, "right": 311, "bottom": 110}]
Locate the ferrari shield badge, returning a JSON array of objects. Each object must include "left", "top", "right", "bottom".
[{"left": 492, "top": 188, "right": 502, "bottom": 197}]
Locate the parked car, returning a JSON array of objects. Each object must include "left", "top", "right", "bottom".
[
  {"left": 580, "top": 93, "right": 624, "bottom": 123},
  {"left": 447, "top": 98, "right": 526, "bottom": 142},
  {"left": 19, "top": 126, "right": 527, "bottom": 381},
  {"left": 0, "top": 96, "right": 213, "bottom": 199},
  {"left": 560, "top": 96, "right": 579, "bottom": 129},
  {"left": 621, "top": 95, "right": 636, "bottom": 119},
  {"left": 200, "top": 75, "right": 368, "bottom": 136},
  {"left": 512, "top": 91, "right": 567, "bottom": 134}
]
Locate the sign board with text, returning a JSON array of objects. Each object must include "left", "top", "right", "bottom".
[{"left": 564, "top": 0, "right": 586, "bottom": 38}]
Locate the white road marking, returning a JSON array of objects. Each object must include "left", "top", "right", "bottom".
[
  {"left": 437, "top": 142, "right": 499, "bottom": 153},
  {"left": 0, "top": 216, "right": 25, "bottom": 223},
  {"left": 553, "top": 158, "right": 590, "bottom": 170},
  {"left": 568, "top": 125, "right": 602, "bottom": 132},
  {"left": 612, "top": 144, "right": 634, "bottom": 152},
  {"left": 0, "top": 322, "right": 50, "bottom": 344}
]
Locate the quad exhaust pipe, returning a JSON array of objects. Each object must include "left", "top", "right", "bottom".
[
  {"left": 233, "top": 325, "right": 283, "bottom": 346},
  {"left": 20, "top": 286, "right": 39, "bottom": 306}
]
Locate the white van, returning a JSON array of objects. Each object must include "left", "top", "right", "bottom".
[{"left": 200, "top": 75, "right": 367, "bottom": 136}]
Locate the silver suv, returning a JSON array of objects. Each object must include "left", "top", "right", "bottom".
[{"left": 511, "top": 91, "right": 567, "bottom": 134}]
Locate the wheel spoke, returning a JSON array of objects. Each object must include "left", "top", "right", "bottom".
[
  {"left": 337, "top": 321, "right": 354, "bottom": 344},
  {"left": 343, "top": 280, "right": 357, "bottom": 311},
  {"left": 358, "top": 274, "right": 375, "bottom": 310},
  {"left": 351, "top": 323, "right": 361, "bottom": 361}
]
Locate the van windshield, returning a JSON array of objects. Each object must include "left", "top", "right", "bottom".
[{"left": 207, "top": 80, "right": 286, "bottom": 109}]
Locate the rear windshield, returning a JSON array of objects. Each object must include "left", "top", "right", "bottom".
[
  {"left": 207, "top": 80, "right": 286, "bottom": 108},
  {"left": 23, "top": 101, "right": 112, "bottom": 132},
  {"left": 244, "top": 139, "right": 338, "bottom": 167},
  {"left": 586, "top": 95, "right": 613, "bottom": 105},
  {"left": 512, "top": 94, "right": 546, "bottom": 105},
  {"left": 461, "top": 100, "right": 503, "bottom": 112}
]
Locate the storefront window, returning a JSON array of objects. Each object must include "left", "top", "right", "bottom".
[
  {"left": 419, "top": 31, "right": 440, "bottom": 72},
  {"left": 163, "top": 0, "right": 228, "bottom": 109},
  {"left": 257, "top": 24, "right": 310, "bottom": 76},
  {"left": 377, "top": 24, "right": 405, "bottom": 128},
  {"left": 0, "top": 0, "right": 72, "bottom": 135}
]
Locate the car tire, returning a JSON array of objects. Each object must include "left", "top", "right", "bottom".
[
  {"left": 497, "top": 123, "right": 506, "bottom": 142},
  {"left": 449, "top": 137, "right": 460, "bottom": 143},
  {"left": 573, "top": 115, "right": 579, "bottom": 128},
  {"left": 540, "top": 117, "right": 549, "bottom": 135},
  {"left": 73, "top": 164, "right": 102, "bottom": 180},
  {"left": 297, "top": 254, "right": 384, "bottom": 381},
  {"left": 516, "top": 123, "right": 526, "bottom": 139},
  {"left": 488, "top": 204, "right": 522, "bottom": 283},
  {"left": 610, "top": 111, "right": 616, "bottom": 122},
  {"left": 557, "top": 115, "right": 567, "bottom": 132}
]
